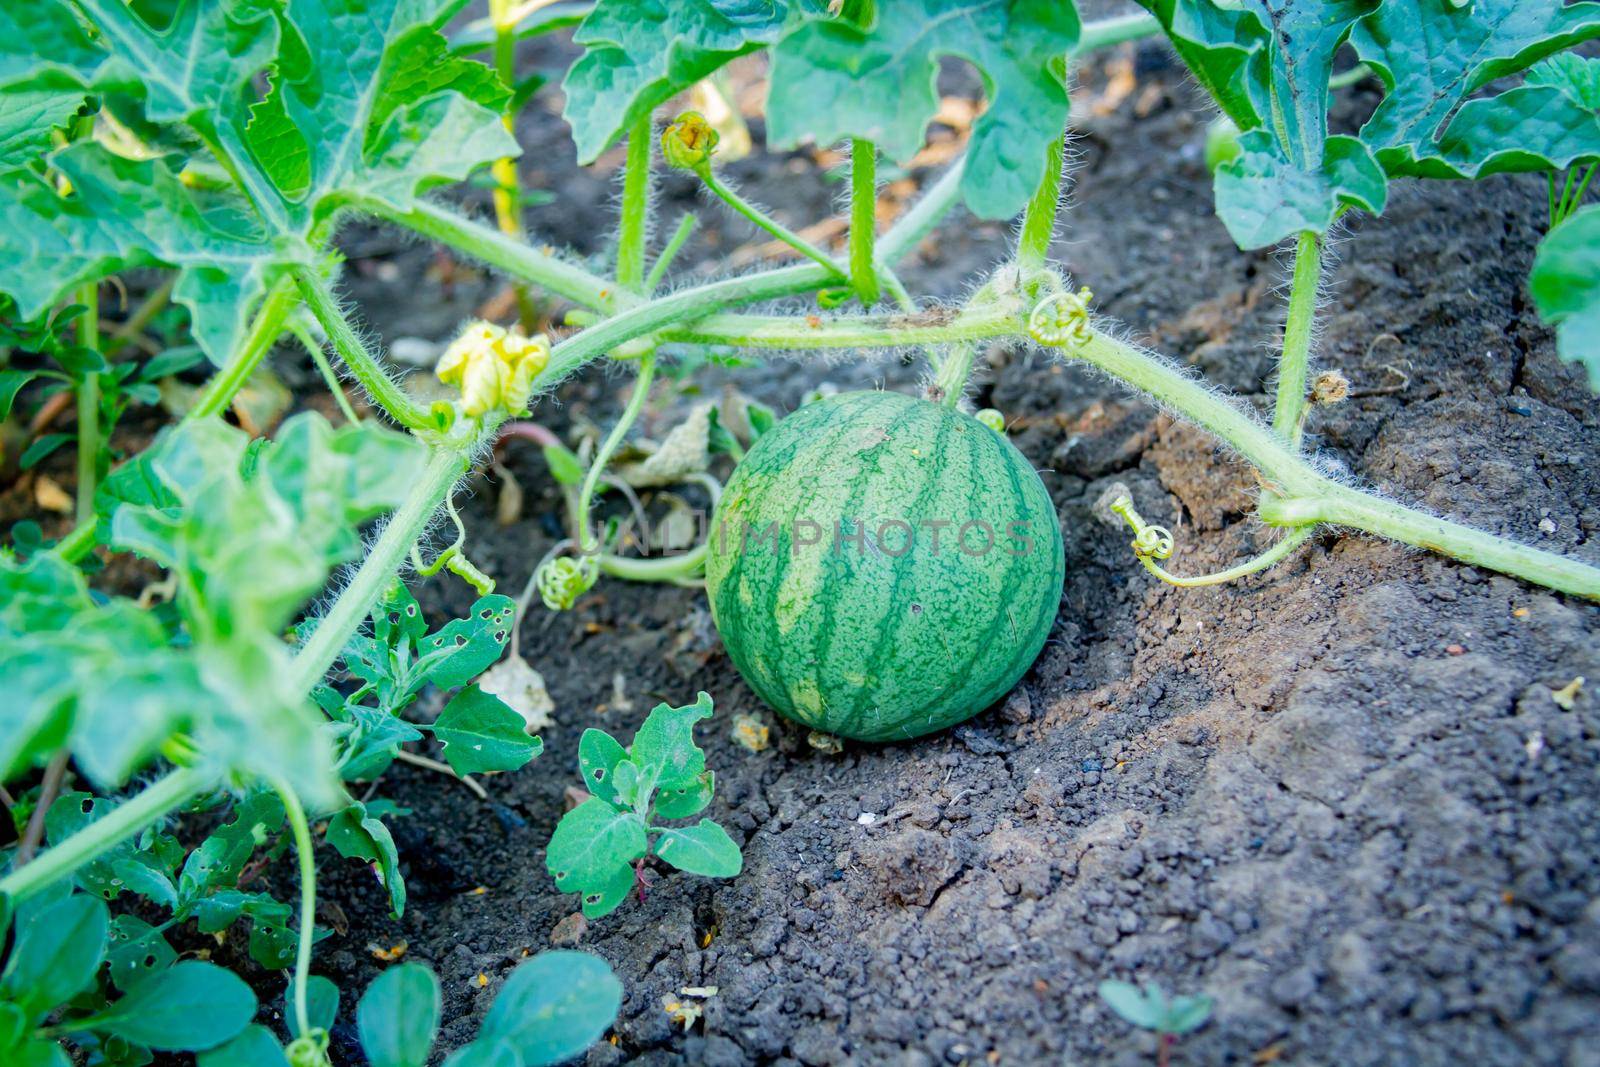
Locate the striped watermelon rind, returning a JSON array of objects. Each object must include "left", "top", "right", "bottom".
[{"left": 705, "top": 390, "right": 1064, "bottom": 742}]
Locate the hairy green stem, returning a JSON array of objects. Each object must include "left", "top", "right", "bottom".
[
  {"left": 577, "top": 350, "right": 657, "bottom": 552},
  {"left": 617, "top": 116, "right": 654, "bottom": 291},
  {"left": 700, "top": 168, "right": 845, "bottom": 278},
  {"left": 272, "top": 776, "right": 317, "bottom": 1042},
  {"left": 289, "top": 319, "right": 360, "bottom": 423},
  {"left": 0, "top": 768, "right": 211, "bottom": 902},
  {"left": 1016, "top": 136, "right": 1065, "bottom": 276},
  {"left": 1259, "top": 489, "right": 1600, "bottom": 599},
  {"left": 539, "top": 264, "right": 834, "bottom": 386},
  {"left": 934, "top": 343, "right": 979, "bottom": 407},
  {"left": 659, "top": 294, "right": 1600, "bottom": 599},
  {"left": 291, "top": 265, "right": 432, "bottom": 432},
  {"left": 1275, "top": 231, "right": 1322, "bottom": 447},
  {"left": 1074, "top": 11, "right": 1161, "bottom": 52},
  {"left": 645, "top": 213, "right": 697, "bottom": 292},
  {"left": 289, "top": 439, "right": 479, "bottom": 693},
  {"left": 849, "top": 140, "right": 882, "bottom": 306},
  {"left": 76, "top": 282, "right": 100, "bottom": 524},
  {"left": 357, "top": 198, "right": 621, "bottom": 311},
  {"left": 663, "top": 301, "right": 1022, "bottom": 349},
  {"left": 189, "top": 275, "right": 299, "bottom": 420},
  {"left": 1075, "top": 327, "right": 1600, "bottom": 600}
]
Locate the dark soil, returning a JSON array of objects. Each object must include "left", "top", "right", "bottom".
[{"left": 105, "top": 19, "right": 1600, "bottom": 1067}]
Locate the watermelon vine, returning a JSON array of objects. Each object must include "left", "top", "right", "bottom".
[{"left": 1, "top": 0, "right": 1599, "bottom": 1062}]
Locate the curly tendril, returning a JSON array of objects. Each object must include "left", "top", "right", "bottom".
[
  {"left": 1107, "top": 494, "right": 1175, "bottom": 561},
  {"left": 537, "top": 554, "right": 599, "bottom": 611},
  {"left": 1027, "top": 285, "right": 1095, "bottom": 349}
]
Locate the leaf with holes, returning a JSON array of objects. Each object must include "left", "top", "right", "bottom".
[{"left": 430, "top": 685, "right": 543, "bottom": 775}]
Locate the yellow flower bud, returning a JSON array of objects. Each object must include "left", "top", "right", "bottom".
[
  {"left": 436, "top": 321, "right": 550, "bottom": 417},
  {"left": 661, "top": 112, "right": 719, "bottom": 170}
]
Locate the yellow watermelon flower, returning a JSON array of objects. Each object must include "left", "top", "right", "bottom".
[{"left": 436, "top": 321, "right": 549, "bottom": 417}]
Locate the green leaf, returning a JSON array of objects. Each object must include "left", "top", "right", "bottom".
[
  {"left": 767, "top": 0, "right": 1080, "bottom": 219},
  {"left": 414, "top": 595, "right": 518, "bottom": 691},
  {"left": 1530, "top": 203, "right": 1600, "bottom": 391},
  {"left": 577, "top": 728, "right": 628, "bottom": 804},
  {"left": 1098, "top": 980, "right": 1163, "bottom": 1031},
  {"left": 243, "top": 0, "right": 515, "bottom": 223},
  {"left": 546, "top": 797, "right": 647, "bottom": 897},
  {"left": 1527, "top": 53, "right": 1600, "bottom": 112},
  {"left": 475, "top": 951, "right": 622, "bottom": 1067},
  {"left": 2, "top": 1040, "right": 70, "bottom": 1067},
  {"left": 562, "top": 0, "right": 793, "bottom": 163},
  {"left": 442, "top": 1040, "right": 519, "bottom": 1067},
  {"left": 106, "top": 914, "right": 178, "bottom": 992},
  {"left": 18, "top": 433, "right": 71, "bottom": 470},
  {"left": 286, "top": 975, "right": 340, "bottom": 1037},
  {"left": 1237, "top": 0, "right": 1377, "bottom": 168},
  {"left": 197, "top": 1025, "right": 290, "bottom": 1067},
  {"left": 0, "top": 144, "right": 274, "bottom": 366},
  {"left": 627, "top": 691, "right": 714, "bottom": 793},
  {"left": 102, "top": 414, "right": 425, "bottom": 805},
  {"left": 374, "top": 582, "right": 428, "bottom": 650},
  {"left": 652, "top": 770, "right": 714, "bottom": 820},
  {"left": 653, "top": 819, "right": 742, "bottom": 877},
  {"left": 1164, "top": 993, "right": 1215, "bottom": 1035},
  {"left": 0, "top": 88, "right": 86, "bottom": 171},
  {"left": 325, "top": 802, "right": 408, "bottom": 917},
  {"left": 92, "top": 960, "right": 256, "bottom": 1051},
  {"left": 1214, "top": 132, "right": 1386, "bottom": 248},
  {"left": 575, "top": 861, "right": 636, "bottom": 920},
  {"left": 0, "top": 368, "right": 37, "bottom": 419},
  {"left": 43, "top": 792, "right": 182, "bottom": 905},
  {"left": 65, "top": 0, "right": 281, "bottom": 124},
  {"left": 541, "top": 442, "right": 585, "bottom": 486},
  {"left": 179, "top": 792, "right": 286, "bottom": 901},
  {"left": 0, "top": 894, "right": 108, "bottom": 1022},
  {"left": 1133, "top": 0, "right": 1267, "bottom": 130},
  {"left": 0, "top": 4, "right": 105, "bottom": 89},
  {"left": 1353, "top": 0, "right": 1600, "bottom": 180},
  {"left": 431, "top": 685, "right": 543, "bottom": 775},
  {"left": 357, "top": 963, "right": 441, "bottom": 1067}
]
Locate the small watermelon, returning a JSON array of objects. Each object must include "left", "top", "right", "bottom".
[{"left": 705, "top": 390, "right": 1064, "bottom": 742}]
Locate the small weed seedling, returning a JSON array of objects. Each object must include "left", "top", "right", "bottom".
[
  {"left": 1099, "top": 980, "right": 1214, "bottom": 1067},
  {"left": 547, "top": 693, "right": 742, "bottom": 919}
]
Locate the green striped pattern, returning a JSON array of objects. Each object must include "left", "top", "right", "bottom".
[{"left": 705, "top": 391, "right": 1064, "bottom": 742}]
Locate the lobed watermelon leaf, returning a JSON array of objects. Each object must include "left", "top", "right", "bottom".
[
  {"left": 0, "top": 0, "right": 515, "bottom": 366},
  {"left": 562, "top": 0, "right": 800, "bottom": 163},
  {"left": 766, "top": 0, "right": 1080, "bottom": 220},
  {"left": 1352, "top": 0, "right": 1600, "bottom": 181}
]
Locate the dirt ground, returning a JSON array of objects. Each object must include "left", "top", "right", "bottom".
[{"left": 63, "top": 20, "right": 1600, "bottom": 1067}]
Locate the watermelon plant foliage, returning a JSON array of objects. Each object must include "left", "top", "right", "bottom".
[
  {"left": 548, "top": 693, "right": 742, "bottom": 919},
  {"left": 2, "top": 0, "right": 1600, "bottom": 1059}
]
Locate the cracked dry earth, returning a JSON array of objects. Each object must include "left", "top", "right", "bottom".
[{"left": 281, "top": 36, "right": 1600, "bottom": 1067}]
